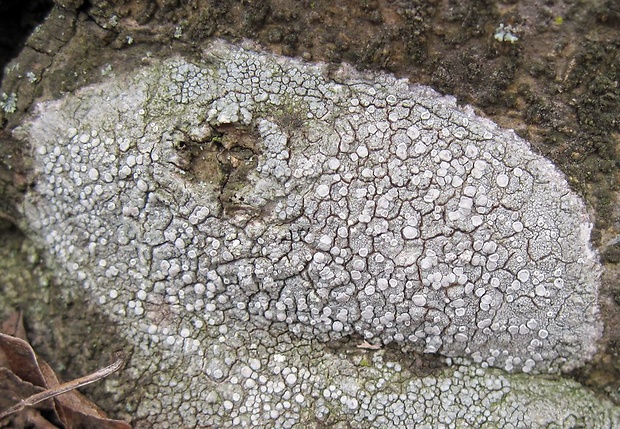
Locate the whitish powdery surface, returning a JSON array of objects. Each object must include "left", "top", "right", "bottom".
[{"left": 17, "top": 40, "right": 614, "bottom": 427}]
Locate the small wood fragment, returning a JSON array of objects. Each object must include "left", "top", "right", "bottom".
[
  {"left": 0, "top": 352, "right": 125, "bottom": 420},
  {"left": 356, "top": 340, "right": 381, "bottom": 350}
]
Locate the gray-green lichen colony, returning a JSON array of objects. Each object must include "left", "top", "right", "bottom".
[{"left": 16, "top": 40, "right": 613, "bottom": 427}]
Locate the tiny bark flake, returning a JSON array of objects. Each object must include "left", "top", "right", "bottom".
[
  {"left": 0, "top": 310, "right": 130, "bottom": 429},
  {"left": 356, "top": 340, "right": 382, "bottom": 350}
]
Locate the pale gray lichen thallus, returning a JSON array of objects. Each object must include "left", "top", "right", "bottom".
[{"left": 16, "top": 39, "right": 609, "bottom": 427}]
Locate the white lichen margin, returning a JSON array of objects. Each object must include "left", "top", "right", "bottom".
[{"left": 15, "top": 39, "right": 614, "bottom": 427}]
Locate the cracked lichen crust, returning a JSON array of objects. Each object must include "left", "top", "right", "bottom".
[
  {"left": 20, "top": 39, "right": 601, "bottom": 371},
  {"left": 15, "top": 40, "right": 612, "bottom": 427}
]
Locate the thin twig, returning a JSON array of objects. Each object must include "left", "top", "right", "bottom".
[{"left": 0, "top": 352, "right": 125, "bottom": 420}]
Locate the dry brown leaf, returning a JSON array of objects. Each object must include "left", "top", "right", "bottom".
[
  {"left": 0, "top": 333, "right": 47, "bottom": 388},
  {"left": 0, "top": 368, "right": 49, "bottom": 416},
  {"left": 0, "top": 340, "right": 60, "bottom": 429},
  {"left": 40, "top": 357, "right": 130, "bottom": 429},
  {"left": 0, "top": 312, "right": 27, "bottom": 341},
  {"left": 0, "top": 311, "right": 131, "bottom": 429}
]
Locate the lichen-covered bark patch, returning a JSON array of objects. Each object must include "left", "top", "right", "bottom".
[{"left": 13, "top": 39, "right": 610, "bottom": 427}]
